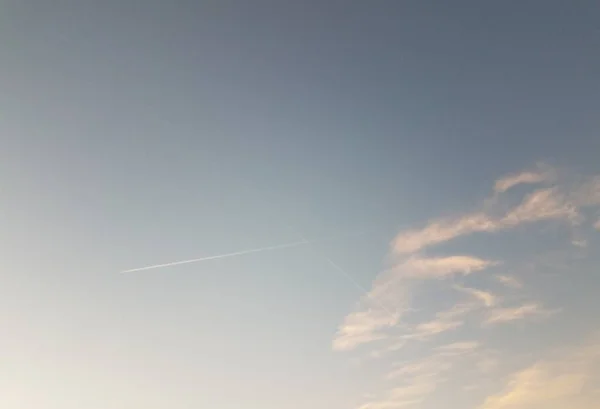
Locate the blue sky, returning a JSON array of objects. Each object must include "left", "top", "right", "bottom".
[{"left": 2, "top": 2, "right": 600, "bottom": 409}]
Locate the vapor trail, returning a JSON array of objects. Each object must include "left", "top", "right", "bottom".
[
  {"left": 121, "top": 230, "right": 366, "bottom": 274},
  {"left": 121, "top": 240, "right": 309, "bottom": 273},
  {"left": 285, "top": 225, "right": 398, "bottom": 320}
]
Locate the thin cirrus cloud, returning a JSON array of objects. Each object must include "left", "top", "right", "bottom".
[
  {"left": 333, "top": 272, "right": 410, "bottom": 351},
  {"left": 494, "top": 275, "right": 523, "bottom": 289},
  {"left": 484, "top": 303, "right": 558, "bottom": 326},
  {"left": 435, "top": 341, "right": 481, "bottom": 355},
  {"left": 493, "top": 163, "right": 555, "bottom": 193},
  {"left": 368, "top": 309, "right": 482, "bottom": 358},
  {"left": 363, "top": 341, "right": 483, "bottom": 409},
  {"left": 387, "top": 354, "right": 453, "bottom": 380},
  {"left": 454, "top": 285, "right": 499, "bottom": 307},
  {"left": 481, "top": 364, "right": 587, "bottom": 409},
  {"left": 335, "top": 164, "right": 600, "bottom": 353},
  {"left": 392, "top": 166, "right": 600, "bottom": 256},
  {"left": 333, "top": 163, "right": 600, "bottom": 409},
  {"left": 332, "top": 255, "right": 495, "bottom": 351},
  {"left": 479, "top": 333, "right": 600, "bottom": 409},
  {"left": 501, "top": 187, "right": 579, "bottom": 226},
  {"left": 403, "top": 303, "right": 477, "bottom": 341},
  {"left": 392, "top": 186, "right": 580, "bottom": 256},
  {"left": 398, "top": 256, "right": 498, "bottom": 279},
  {"left": 333, "top": 307, "right": 401, "bottom": 351},
  {"left": 358, "top": 381, "right": 434, "bottom": 409},
  {"left": 391, "top": 212, "right": 499, "bottom": 255}
]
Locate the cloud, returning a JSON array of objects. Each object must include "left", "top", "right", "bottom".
[
  {"left": 495, "top": 275, "right": 523, "bottom": 289},
  {"left": 366, "top": 306, "right": 478, "bottom": 357},
  {"left": 387, "top": 356, "right": 452, "bottom": 380},
  {"left": 404, "top": 303, "right": 476, "bottom": 340},
  {"left": 391, "top": 188, "right": 576, "bottom": 256},
  {"left": 454, "top": 285, "right": 499, "bottom": 307},
  {"left": 334, "top": 163, "right": 600, "bottom": 408},
  {"left": 479, "top": 333, "right": 600, "bottom": 409},
  {"left": 494, "top": 166, "right": 554, "bottom": 193},
  {"left": 500, "top": 187, "right": 579, "bottom": 227},
  {"left": 370, "top": 362, "right": 448, "bottom": 408},
  {"left": 409, "top": 317, "right": 463, "bottom": 339},
  {"left": 435, "top": 341, "right": 481, "bottom": 355},
  {"left": 484, "top": 303, "right": 557, "bottom": 326},
  {"left": 333, "top": 307, "right": 401, "bottom": 351},
  {"left": 333, "top": 274, "right": 410, "bottom": 351},
  {"left": 481, "top": 364, "right": 587, "bottom": 409},
  {"left": 391, "top": 165, "right": 596, "bottom": 256},
  {"left": 333, "top": 255, "right": 495, "bottom": 351},
  {"left": 595, "top": 218, "right": 600, "bottom": 231},
  {"left": 365, "top": 341, "right": 482, "bottom": 409},
  {"left": 392, "top": 213, "right": 499, "bottom": 255},
  {"left": 359, "top": 381, "right": 436, "bottom": 409},
  {"left": 399, "top": 256, "right": 498, "bottom": 279},
  {"left": 333, "top": 236, "right": 539, "bottom": 351},
  {"left": 362, "top": 301, "right": 481, "bottom": 355},
  {"left": 364, "top": 260, "right": 496, "bottom": 348}
]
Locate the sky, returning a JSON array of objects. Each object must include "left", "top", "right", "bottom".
[{"left": 1, "top": 1, "right": 600, "bottom": 409}]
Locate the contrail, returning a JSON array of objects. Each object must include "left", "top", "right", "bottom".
[
  {"left": 285, "top": 224, "right": 398, "bottom": 321},
  {"left": 290, "top": 227, "right": 371, "bottom": 296},
  {"left": 121, "top": 240, "right": 310, "bottom": 273},
  {"left": 121, "top": 230, "right": 366, "bottom": 274}
]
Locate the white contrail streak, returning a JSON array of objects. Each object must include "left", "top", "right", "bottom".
[
  {"left": 285, "top": 225, "right": 398, "bottom": 320},
  {"left": 317, "top": 253, "right": 398, "bottom": 320},
  {"left": 121, "top": 230, "right": 366, "bottom": 274},
  {"left": 121, "top": 240, "right": 309, "bottom": 273}
]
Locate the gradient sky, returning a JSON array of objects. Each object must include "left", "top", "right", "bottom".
[{"left": 2, "top": 2, "right": 600, "bottom": 409}]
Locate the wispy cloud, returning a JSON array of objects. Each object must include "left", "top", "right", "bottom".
[
  {"left": 332, "top": 255, "right": 495, "bottom": 351},
  {"left": 406, "top": 317, "right": 462, "bottom": 340},
  {"left": 481, "top": 364, "right": 587, "bottom": 409},
  {"left": 359, "top": 381, "right": 435, "bottom": 409},
  {"left": 392, "top": 213, "right": 499, "bottom": 255},
  {"left": 392, "top": 187, "right": 579, "bottom": 256},
  {"left": 364, "top": 341, "right": 482, "bottom": 409},
  {"left": 333, "top": 280, "right": 408, "bottom": 351},
  {"left": 494, "top": 275, "right": 523, "bottom": 289},
  {"left": 333, "top": 307, "right": 399, "bottom": 351},
  {"left": 479, "top": 333, "right": 600, "bottom": 409},
  {"left": 372, "top": 367, "right": 447, "bottom": 408},
  {"left": 435, "top": 341, "right": 481, "bottom": 355},
  {"left": 335, "top": 182, "right": 574, "bottom": 352},
  {"left": 399, "top": 256, "right": 498, "bottom": 279},
  {"left": 334, "top": 163, "right": 600, "bottom": 409},
  {"left": 387, "top": 354, "right": 453, "bottom": 380},
  {"left": 391, "top": 165, "right": 600, "bottom": 256},
  {"left": 454, "top": 285, "right": 499, "bottom": 307},
  {"left": 501, "top": 187, "right": 579, "bottom": 226},
  {"left": 484, "top": 303, "right": 557, "bottom": 326},
  {"left": 595, "top": 218, "right": 600, "bottom": 231},
  {"left": 493, "top": 165, "right": 555, "bottom": 193},
  {"left": 404, "top": 303, "right": 476, "bottom": 340}
]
